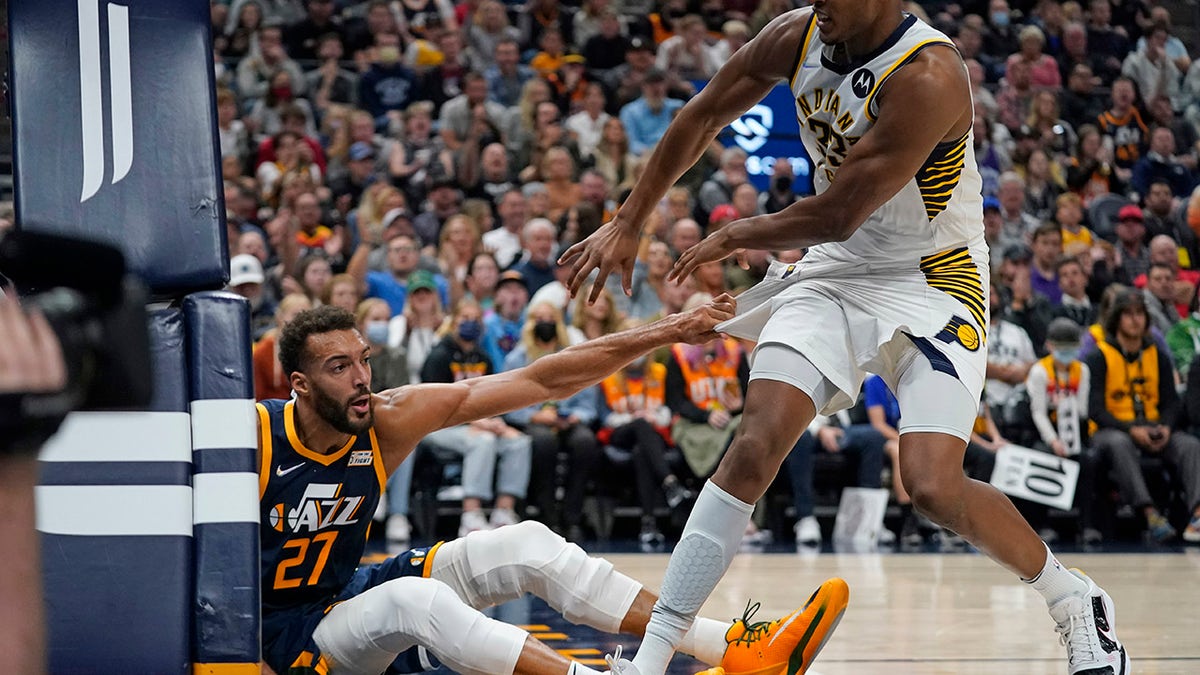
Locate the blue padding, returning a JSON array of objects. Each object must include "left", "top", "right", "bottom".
[
  {"left": 185, "top": 291, "right": 259, "bottom": 664},
  {"left": 8, "top": 0, "right": 226, "bottom": 295},
  {"left": 193, "top": 522, "right": 261, "bottom": 661},
  {"left": 44, "top": 535, "right": 192, "bottom": 674},
  {"left": 39, "top": 461, "right": 192, "bottom": 486},
  {"left": 192, "top": 447, "right": 258, "bottom": 475},
  {"left": 149, "top": 307, "right": 189, "bottom": 413},
  {"left": 184, "top": 292, "right": 254, "bottom": 401}
]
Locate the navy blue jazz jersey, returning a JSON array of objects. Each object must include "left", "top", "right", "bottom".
[
  {"left": 258, "top": 398, "right": 387, "bottom": 613},
  {"left": 257, "top": 399, "right": 442, "bottom": 674}
]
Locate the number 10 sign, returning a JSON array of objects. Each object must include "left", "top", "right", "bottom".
[{"left": 989, "top": 444, "right": 1080, "bottom": 511}]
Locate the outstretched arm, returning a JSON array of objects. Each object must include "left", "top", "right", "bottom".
[
  {"left": 558, "top": 10, "right": 810, "bottom": 301},
  {"left": 670, "top": 44, "right": 975, "bottom": 280},
  {"left": 371, "top": 295, "right": 736, "bottom": 469}
]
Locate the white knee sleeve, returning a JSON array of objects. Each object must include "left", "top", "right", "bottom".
[
  {"left": 314, "top": 576, "right": 527, "bottom": 675},
  {"left": 431, "top": 521, "right": 642, "bottom": 633}
]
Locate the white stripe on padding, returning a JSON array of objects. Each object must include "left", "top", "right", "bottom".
[
  {"left": 39, "top": 411, "right": 192, "bottom": 463},
  {"left": 193, "top": 473, "right": 260, "bottom": 524},
  {"left": 36, "top": 485, "right": 193, "bottom": 536},
  {"left": 191, "top": 398, "right": 257, "bottom": 450}
]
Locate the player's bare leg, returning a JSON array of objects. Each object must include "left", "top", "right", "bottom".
[{"left": 633, "top": 378, "right": 847, "bottom": 675}]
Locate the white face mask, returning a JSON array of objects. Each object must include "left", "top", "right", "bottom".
[{"left": 364, "top": 320, "right": 390, "bottom": 345}]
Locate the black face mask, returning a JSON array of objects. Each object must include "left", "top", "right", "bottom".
[
  {"left": 533, "top": 320, "right": 558, "bottom": 343},
  {"left": 773, "top": 175, "right": 792, "bottom": 192}
]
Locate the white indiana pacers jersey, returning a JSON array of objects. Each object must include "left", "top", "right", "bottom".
[{"left": 790, "top": 13, "right": 987, "bottom": 312}]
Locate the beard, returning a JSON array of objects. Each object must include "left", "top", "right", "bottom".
[{"left": 313, "top": 384, "right": 374, "bottom": 435}]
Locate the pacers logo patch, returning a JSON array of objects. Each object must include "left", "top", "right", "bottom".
[
  {"left": 935, "top": 316, "right": 982, "bottom": 352},
  {"left": 348, "top": 450, "right": 373, "bottom": 466}
]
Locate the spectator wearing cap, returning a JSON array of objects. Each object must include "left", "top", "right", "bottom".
[
  {"left": 358, "top": 32, "right": 420, "bottom": 130},
  {"left": 554, "top": 52, "right": 594, "bottom": 112},
  {"left": 583, "top": 10, "right": 631, "bottom": 74},
  {"left": 510, "top": 218, "right": 559, "bottom": 294},
  {"left": 348, "top": 230, "right": 451, "bottom": 315},
  {"left": 412, "top": 178, "right": 463, "bottom": 250},
  {"left": 618, "top": 67, "right": 683, "bottom": 155},
  {"left": 707, "top": 204, "right": 739, "bottom": 233},
  {"left": 1001, "top": 244, "right": 1057, "bottom": 354},
  {"left": 484, "top": 38, "right": 533, "bottom": 108},
  {"left": 655, "top": 14, "right": 718, "bottom": 80},
  {"left": 482, "top": 269, "right": 530, "bottom": 371},
  {"left": 1054, "top": 256, "right": 1098, "bottom": 327},
  {"left": 1023, "top": 317, "right": 1105, "bottom": 542},
  {"left": 228, "top": 253, "right": 278, "bottom": 341},
  {"left": 1113, "top": 204, "right": 1152, "bottom": 284},
  {"left": 983, "top": 196, "right": 1009, "bottom": 269},
  {"left": 329, "top": 141, "right": 377, "bottom": 215}
]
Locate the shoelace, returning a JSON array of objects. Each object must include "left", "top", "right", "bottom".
[
  {"left": 729, "top": 599, "right": 775, "bottom": 647},
  {"left": 1054, "top": 602, "right": 1101, "bottom": 666},
  {"left": 604, "top": 645, "right": 624, "bottom": 673}
]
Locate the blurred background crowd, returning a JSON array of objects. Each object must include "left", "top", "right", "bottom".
[{"left": 4, "top": 0, "right": 1200, "bottom": 552}]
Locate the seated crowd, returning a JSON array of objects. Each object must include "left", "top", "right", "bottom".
[{"left": 210, "top": 0, "right": 1200, "bottom": 547}]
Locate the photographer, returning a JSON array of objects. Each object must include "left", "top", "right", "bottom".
[
  {"left": 1085, "top": 290, "right": 1200, "bottom": 543},
  {"left": 0, "top": 290, "right": 68, "bottom": 675}
]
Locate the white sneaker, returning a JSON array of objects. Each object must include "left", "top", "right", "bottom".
[
  {"left": 1049, "top": 569, "right": 1131, "bottom": 675},
  {"left": 603, "top": 646, "right": 639, "bottom": 675},
  {"left": 458, "top": 509, "right": 493, "bottom": 537},
  {"left": 795, "top": 515, "right": 822, "bottom": 546},
  {"left": 489, "top": 507, "right": 520, "bottom": 528},
  {"left": 386, "top": 514, "right": 411, "bottom": 543}
]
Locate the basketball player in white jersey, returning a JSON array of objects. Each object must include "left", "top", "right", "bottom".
[{"left": 560, "top": 2, "right": 1130, "bottom": 674}]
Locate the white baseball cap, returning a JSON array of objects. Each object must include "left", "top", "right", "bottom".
[{"left": 229, "top": 253, "right": 265, "bottom": 287}]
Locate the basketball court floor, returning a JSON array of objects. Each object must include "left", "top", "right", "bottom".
[{"left": 380, "top": 546, "right": 1200, "bottom": 674}]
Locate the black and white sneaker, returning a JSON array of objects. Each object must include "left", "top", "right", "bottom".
[{"left": 1049, "top": 569, "right": 1131, "bottom": 674}]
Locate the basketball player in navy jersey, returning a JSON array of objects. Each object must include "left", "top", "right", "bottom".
[
  {"left": 258, "top": 299, "right": 849, "bottom": 675},
  {"left": 560, "top": 1, "right": 1129, "bottom": 674}
]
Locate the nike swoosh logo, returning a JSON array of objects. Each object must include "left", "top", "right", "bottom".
[
  {"left": 766, "top": 609, "right": 802, "bottom": 648},
  {"left": 276, "top": 463, "right": 305, "bottom": 477}
]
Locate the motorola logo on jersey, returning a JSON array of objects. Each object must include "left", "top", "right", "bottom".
[
  {"left": 77, "top": 0, "right": 134, "bottom": 202},
  {"left": 731, "top": 105, "right": 774, "bottom": 153},
  {"left": 267, "top": 483, "right": 364, "bottom": 533},
  {"left": 851, "top": 68, "right": 875, "bottom": 98}
]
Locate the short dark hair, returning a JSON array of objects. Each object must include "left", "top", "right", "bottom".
[
  {"left": 279, "top": 306, "right": 358, "bottom": 377},
  {"left": 1056, "top": 256, "right": 1085, "bottom": 276},
  {"left": 1148, "top": 261, "right": 1175, "bottom": 277},
  {"left": 1032, "top": 222, "right": 1062, "bottom": 242}
]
